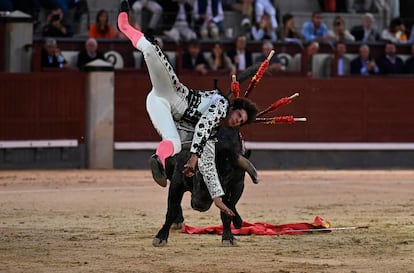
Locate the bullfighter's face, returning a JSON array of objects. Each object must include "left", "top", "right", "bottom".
[{"left": 224, "top": 109, "right": 248, "bottom": 127}]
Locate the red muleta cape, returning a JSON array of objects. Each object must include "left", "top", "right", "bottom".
[{"left": 181, "top": 216, "right": 331, "bottom": 235}]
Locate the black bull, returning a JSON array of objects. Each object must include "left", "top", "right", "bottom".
[{"left": 152, "top": 126, "right": 259, "bottom": 247}]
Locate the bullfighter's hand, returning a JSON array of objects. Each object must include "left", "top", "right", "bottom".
[
  {"left": 214, "top": 197, "right": 235, "bottom": 217},
  {"left": 183, "top": 153, "right": 198, "bottom": 177}
]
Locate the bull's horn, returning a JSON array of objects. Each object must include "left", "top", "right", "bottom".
[{"left": 237, "top": 155, "right": 259, "bottom": 184}]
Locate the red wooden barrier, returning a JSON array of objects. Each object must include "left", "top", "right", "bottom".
[
  {"left": 0, "top": 72, "right": 86, "bottom": 142},
  {"left": 1, "top": 72, "right": 414, "bottom": 143},
  {"left": 0, "top": 23, "right": 4, "bottom": 72},
  {"left": 114, "top": 73, "right": 414, "bottom": 142}
]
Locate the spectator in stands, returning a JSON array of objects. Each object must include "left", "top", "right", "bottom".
[
  {"left": 89, "top": 9, "right": 118, "bottom": 39},
  {"left": 42, "top": 7, "right": 74, "bottom": 37},
  {"left": 206, "top": 42, "right": 236, "bottom": 75},
  {"left": 49, "top": 0, "right": 80, "bottom": 22},
  {"left": 229, "top": 0, "right": 254, "bottom": 30},
  {"left": 251, "top": 13, "right": 277, "bottom": 42},
  {"left": 162, "top": 0, "right": 197, "bottom": 43},
  {"left": 41, "top": 38, "right": 68, "bottom": 69},
  {"left": 227, "top": 34, "right": 253, "bottom": 72},
  {"left": 193, "top": 0, "right": 225, "bottom": 40},
  {"left": 350, "top": 13, "right": 381, "bottom": 42},
  {"left": 350, "top": 44, "right": 380, "bottom": 75},
  {"left": 182, "top": 39, "right": 210, "bottom": 75},
  {"left": 76, "top": 38, "right": 106, "bottom": 70},
  {"left": 254, "top": 0, "right": 278, "bottom": 36},
  {"left": 276, "top": 13, "right": 302, "bottom": 42},
  {"left": 322, "top": 41, "right": 351, "bottom": 77},
  {"left": 376, "top": 42, "right": 405, "bottom": 74},
  {"left": 301, "top": 11, "right": 329, "bottom": 43},
  {"left": 328, "top": 15, "right": 355, "bottom": 42},
  {"left": 129, "top": 0, "right": 163, "bottom": 36},
  {"left": 404, "top": 43, "right": 414, "bottom": 74},
  {"left": 254, "top": 40, "right": 283, "bottom": 75},
  {"left": 381, "top": 17, "right": 407, "bottom": 43}
]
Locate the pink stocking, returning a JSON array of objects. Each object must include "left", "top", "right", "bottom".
[
  {"left": 117, "top": 12, "right": 143, "bottom": 47},
  {"left": 156, "top": 140, "right": 174, "bottom": 167}
]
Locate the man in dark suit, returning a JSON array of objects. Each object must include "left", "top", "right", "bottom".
[
  {"left": 182, "top": 39, "right": 210, "bottom": 75},
  {"left": 350, "top": 44, "right": 379, "bottom": 75},
  {"left": 76, "top": 38, "right": 105, "bottom": 70},
  {"left": 376, "top": 42, "right": 405, "bottom": 74},
  {"left": 226, "top": 34, "right": 253, "bottom": 72},
  {"left": 322, "top": 41, "right": 352, "bottom": 77},
  {"left": 41, "top": 38, "right": 68, "bottom": 69},
  {"left": 350, "top": 13, "right": 380, "bottom": 42}
]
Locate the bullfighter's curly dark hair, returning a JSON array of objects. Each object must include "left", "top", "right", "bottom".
[{"left": 231, "top": 97, "right": 259, "bottom": 125}]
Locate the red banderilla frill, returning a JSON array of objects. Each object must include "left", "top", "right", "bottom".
[
  {"left": 244, "top": 50, "right": 275, "bottom": 98},
  {"left": 255, "top": 93, "right": 306, "bottom": 124},
  {"left": 257, "top": 93, "right": 299, "bottom": 118},
  {"left": 231, "top": 75, "right": 240, "bottom": 98}
]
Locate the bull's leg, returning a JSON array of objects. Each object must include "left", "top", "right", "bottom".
[
  {"left": 165, "top": 157, "right": 184, "bottom": 230},
  {"left": 171, "top": 205, "right": 184, "bottom": 230},
  {"left": 221, "top": 181, "right": 245, "bottom": 246},
  {"left": 153, "top": 179, "right": 185, "bottom": 247},
  {"left": 220, "top": 198, "right": 237, "bottom": 246},
  {"left": 228, "top": 181, "right": 245, "bottom": 229}
]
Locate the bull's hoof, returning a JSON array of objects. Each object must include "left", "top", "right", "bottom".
[
  {"left": 171, "top": 222, "right": 183, "bottom": 230},
  {"left": 152, "top": 237, "right": 168, "bottom": 247},
  {"left": 222, "top": 238, "right": 238, "bottom": 247},
  {"left": 221, "top": 237, "right": 237, "bottom": 247}
]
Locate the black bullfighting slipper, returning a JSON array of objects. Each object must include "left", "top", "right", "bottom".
[
  {"left": 117, "top": 0, "right": 130, "bottom": 32},
  {"left": 119, "top": 0, "right": 130, "bottom": 13},
  {"left": 149, "top": 154, "right": 167, "bottom": 187}
]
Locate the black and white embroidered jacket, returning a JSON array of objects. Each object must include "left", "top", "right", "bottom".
[{"left": 179, "top": 89, "right": 229, "bottom": 157}]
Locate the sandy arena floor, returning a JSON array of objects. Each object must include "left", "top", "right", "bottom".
[{"left": 0, "top": 170, "right": 413, "bottom": 273}]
